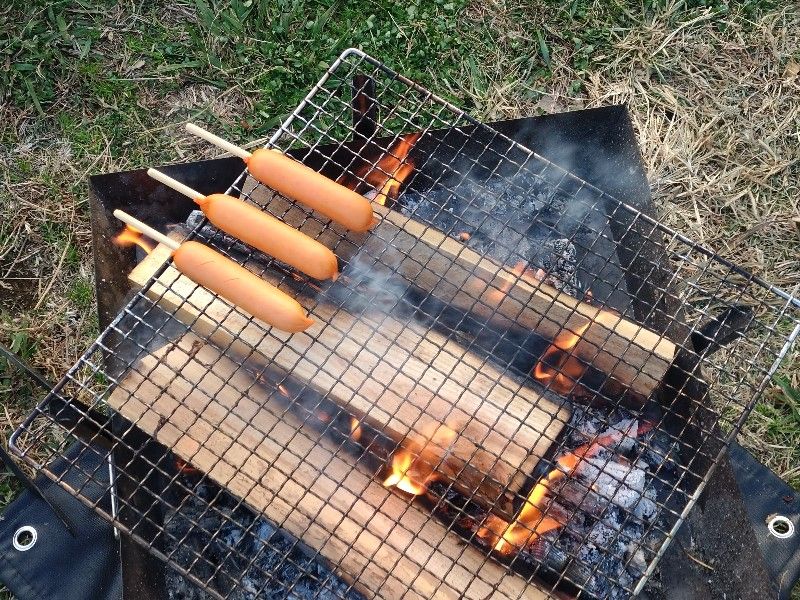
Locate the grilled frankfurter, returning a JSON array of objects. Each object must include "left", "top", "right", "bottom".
[{"left": 173, "top": 241, "right": 314, "bottom": 332}]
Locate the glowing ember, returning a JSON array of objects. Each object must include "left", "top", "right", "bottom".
[
  {"left": 383, "top": 424, "right": 455, "bottom": 496},
  {"left": 113, "top": 224, "right": 154, "bottom": 254},
  {"left": 175, "top": 457, "right": 201, "bottom": 475},
  {"left": 486, "top": 435, "right": 613, "bottom": 555},
  {"left": 533, "top": 321, "right": 591, "bottom": 394}
]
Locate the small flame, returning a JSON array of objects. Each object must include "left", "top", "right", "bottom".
[
  {"left": 383, "top": 450, "right": 428, "bottom": 495},
  {"left": 277, "top": 383, "right": 290, "bottom": 398},
  {"left": 486, "top": 436, "right": 611, "bottom": 555},
  {"left": 349, "top": 132, "right": 421, "bottom": 206},
  {"left": 533, "top": 321, "right": 591, "bottom": 394},
  {"left": 350, "top": 416, "right": 363, "bottom": 443},
  {"left": 383, "top": 424, "right": 455, "bottom": 496},
  {"left": 114, "top": 224, "right": 154, "bottom": 254}
]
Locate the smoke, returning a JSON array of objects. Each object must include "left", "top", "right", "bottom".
[{"left": 401, "top": 129, "right": 629, "bottom": 309}]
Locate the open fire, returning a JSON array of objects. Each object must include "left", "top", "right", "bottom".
[
  {"left": 533, "top": 321, "right": 592, "bottom": 396},
  {"left": 17, "top": 49, "right": 788, "bottom": 600},
  {"left": 337, "top": 135, "right": 672, "bottom": 598},
  {"left": 113, "top": 224, "right": 154, "bottom": 254},
  {"left": 383, "top": 423, "right": 456, "bottom": 496},
  {"left": 340, "top": 132, "right": 421, "bottom": 207}
]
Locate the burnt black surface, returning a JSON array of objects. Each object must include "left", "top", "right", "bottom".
[{"left": 87, "top": 106, "right": 786, "bottom": 599}]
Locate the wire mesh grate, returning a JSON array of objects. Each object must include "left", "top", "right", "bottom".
[{"left": 10, "top": 49, "right": 800, "bottom": 599}]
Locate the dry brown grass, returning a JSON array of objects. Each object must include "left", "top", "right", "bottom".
[{"left": 458, "top": 1, "right": 799, "bottom": 487}]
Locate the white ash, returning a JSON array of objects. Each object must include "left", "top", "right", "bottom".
[
  {"left": 540, "top": 238, "right": 579, "bottom": 296},
  {"left": 401, "top": 174, "right": 599, "bottom": 295},
  {"left": 516, "top": 407, "right": 679, "bottom": 599}
]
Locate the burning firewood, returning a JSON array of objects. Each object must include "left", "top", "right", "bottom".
[
  {"left": 127, "top": 242, "right": 571, "bottom": 518},
  {"left": 250, "top": 186, "right": 676, "bottom": 401},
  {"left": 108, "top": 332, "right": 554, "bottom": 600}
]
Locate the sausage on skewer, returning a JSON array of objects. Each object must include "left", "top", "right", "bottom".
[
  {"left": 147, "top": 169, "right": 339, "bottom": 281},
  {"left": 185, "top": 123, "right": 374, "bottom": 232},
  {"left": 113, "top": 210, "right": 314, "bottom": 333}
]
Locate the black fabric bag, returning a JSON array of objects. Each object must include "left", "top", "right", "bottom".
[
  {"left": 728, "top": 442, "right": 800, "bottom": 600},
  {"left": 0, "top": 442, "right": 121, "bottom": 600}
]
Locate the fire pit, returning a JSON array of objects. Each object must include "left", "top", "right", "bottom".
[{"left": 9, "top": 50, "right": 800, "bottom": 599}]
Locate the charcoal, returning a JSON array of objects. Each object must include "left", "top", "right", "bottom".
[
  {"left": 540, "top": 238, "right": 579, "bottom": 296},
  {"left": 163, "top": 484, "right": 362, "bottom": 600},
  {"left": 402, "top": 164, "right": 635, "bottom": 309},
  {"left": 558, "top": 480, "right": 607, "bottom": 519},
  {"left": 625, "top": 545, "right": 647, "bottom": 578}
]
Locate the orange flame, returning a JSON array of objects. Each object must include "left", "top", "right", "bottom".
[
  {"left": 383, "top": 450, "right": 429, "bottom": 495},
  {"left": 533, "top": 321, "right": 591, "bottom": 394},
  {"left": 350, "top": 417, "right": 363, "bottom": 443},
  {"left": 486, "top": 436, "right": 610, "bottom": 555},
  {"left": 114, "top": 224, "right": 154, "bottom": 254},
  {"left": 383, "top": 424, "right": 456, "bottom": 496},
  {"left": 358, "top": 132, "right": 421, "bottom": 206}
]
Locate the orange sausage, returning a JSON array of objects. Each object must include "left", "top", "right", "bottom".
[
  {"left": 245, "top": 149, "right": 374, "bottom": 232},
  {"left": 196, "top": 193, "right": 338, "bottom": 280},
  {"left": 173, "top": 241, "right": 313, "bottom": 333}
]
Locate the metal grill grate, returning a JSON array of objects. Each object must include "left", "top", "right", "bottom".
[{"left": 10, "top": 49, "right": 800, "bottom": 599}]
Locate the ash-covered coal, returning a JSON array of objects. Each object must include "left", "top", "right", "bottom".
[
  {"left": 481, "top": 407, "right": 681, "bottom": 600},
  {"left": 401, "top": 170, "right": 630, "bottom": 310},
  {"left": 164, "top": 477, "right": 363, "bottom": 600}
]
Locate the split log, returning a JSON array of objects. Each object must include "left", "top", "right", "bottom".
[
  {"left": 130, "top": 243, "right": 570, "bottom": 517},
  {"left": 108, "top": 333, "right": 549, "bottom": 600},
  {"left": 248, "top": 183, "right": 676, "bottom": 399}
]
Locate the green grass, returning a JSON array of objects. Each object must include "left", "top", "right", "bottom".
[
  {"left": 1, "top": 0, "right": 798, "bottom": 598},
  {"left": 755, "top": 375, "right": 800, "bottom": 489}
]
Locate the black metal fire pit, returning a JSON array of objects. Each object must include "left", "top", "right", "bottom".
[{"left": 7, "top": 50, "right": 800, "bottom": 600}]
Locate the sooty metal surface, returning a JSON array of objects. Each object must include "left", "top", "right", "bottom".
[{"left": 9, "top": 50, "right": 800, "bottom": 600}]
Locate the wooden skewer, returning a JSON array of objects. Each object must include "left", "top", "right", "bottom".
[
  {"left": 186, "top": 123, "right": 252, "bottom": 160},
  {"left": 147, "top": 168, "right": 204, "bottom": 201},
  {"left": 113, "top": 210, "right": 179, "bottom": 251}
]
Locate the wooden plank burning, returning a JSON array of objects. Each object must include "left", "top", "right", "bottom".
[
  {"left": 129, "top": 242, "right": 570, "bottom": 517},
  {"left": 108, "top": 332, "right": 550, "bottom": 600},
  {"left": 248, "top": 183, "right": 676, "bottom": 400}
]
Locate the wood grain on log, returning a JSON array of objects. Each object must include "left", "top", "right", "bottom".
[{"left": 129, "top": 244, "right": 569, "bottom": 517}]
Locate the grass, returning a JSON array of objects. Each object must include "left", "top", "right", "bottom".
[{"left": 1, "top": 0, "right": 798, "bottom": 598}]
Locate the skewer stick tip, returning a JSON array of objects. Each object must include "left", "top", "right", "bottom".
[
  {"left": 185, "top": 122, "right": 252, "bottom": 160},
  {"left": 113, "top": 209, "right": 180, "bottom": 251}
]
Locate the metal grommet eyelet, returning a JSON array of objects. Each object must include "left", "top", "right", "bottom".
[
  {"left": 767, "top": 515, "right": 794, "bottom": 539},
  {"left": 12, "top": 526, "right": 38, "bottom": 551}
]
